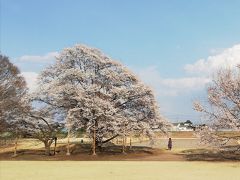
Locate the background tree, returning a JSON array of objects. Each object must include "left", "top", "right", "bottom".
[
  {"left": 32, "top": 45, "right": 170, "bottom": 154},
  {"left": 185, "top": 120, "right": 193, "bottom": 125},
  {"left": 194, "top": 67, "right": 240, "bottom": 150},
  {"left": 0, "top": 54, "right": 29, "bottom": 156},
  {"left": 0, "top": 55, "right": 62, "bottom": 156},
  {"left": 0, "top": 54, "right": 27, "bottom": 132}
]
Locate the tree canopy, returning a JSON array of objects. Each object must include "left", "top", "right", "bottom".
[
  {"left": 0, "top": 55, "right": 27, "bottom": 132},
  {"left": 194, "top": 67, "right": 240, "bottom": 147},
  {"left": 31, "top": 45, "right": 170, "bottom": 148}
]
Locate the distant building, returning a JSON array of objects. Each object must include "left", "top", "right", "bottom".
[{"left": 172, "top": 120, "right": 195, "bottom": 131}]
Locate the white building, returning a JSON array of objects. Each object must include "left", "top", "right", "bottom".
[{"left": 172, "top": 122, "right": 195, "bottom": 131}]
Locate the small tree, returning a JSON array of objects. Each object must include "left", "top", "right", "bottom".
[
  {"left": 194, "top": 67, "right": 240, "bottom": 150},
  {"left": 23, "top": 105, "right": 64, "bottom": 155}
]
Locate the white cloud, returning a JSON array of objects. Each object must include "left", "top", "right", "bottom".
[
  {"left": 18, "top": 52, "right": 58, "bottom": 62},
  {"left": 161, "top": 77, "right": 210, "bottom": 90},
  {"left": 134, "top": 44, "right": 240, "bottom": 98},
  {"left": 184, "top": 44, "right": 240, "bottom": 75},
  {"left": 209, "top": 48, "right": 225, "bottom": 55},
  {"left": 21, "top": 72, "right": 38, "bottom": 91},
  {"left": 134, "top": 66, "right": 210, "bottom": 97}
]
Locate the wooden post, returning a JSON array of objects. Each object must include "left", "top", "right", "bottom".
[
  {"left": 92, "top": 123, "right": 96, "bottom": 155},
  {"left": 66, "top": 129, "right": 71, "bottom": 155}
]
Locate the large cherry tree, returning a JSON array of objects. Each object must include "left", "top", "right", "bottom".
[{"left": 32, "top": 45, "right": 170, "bottom": 154}]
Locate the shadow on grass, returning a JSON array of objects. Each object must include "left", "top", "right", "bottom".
[
  {"left": 181, "top": 145, "right": 240, "bottom": 161},
  {"left": 0, "top": 143, "right": 156, "bottom": 161}
]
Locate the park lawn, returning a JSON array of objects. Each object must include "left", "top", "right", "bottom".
[{"left": 0, "top": 161, "right": 239, "bottom": 180}]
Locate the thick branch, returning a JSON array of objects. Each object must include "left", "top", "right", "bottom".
[{"left": 102, "top": 134, "right": 119, "bottom": 144}]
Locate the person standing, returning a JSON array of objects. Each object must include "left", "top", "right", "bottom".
[{"left": 168, "top": 138, "right": 172, "bottom": 150}]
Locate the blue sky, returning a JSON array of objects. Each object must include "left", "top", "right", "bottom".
[{"left": 1, "top": 0, "right": 240, "bottom": 123}]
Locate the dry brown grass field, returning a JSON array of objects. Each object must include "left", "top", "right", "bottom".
[
  {"left": 0, "top": 131, "right": 239, "bottom": 180},
  {"left": 1, "top": 161, "right": 240, "bottom": 180}
]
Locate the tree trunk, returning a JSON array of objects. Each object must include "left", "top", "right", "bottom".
[
  {"left": 122, "top": 125, "right": 126, "bottom": 154},
  {"left": 13, "top": 135, "right": 18, "bottom": 157},
  {"left": 129, "top": 137, "right": 132, "bottom": 150},
  {"left": 44, "top": 141, "right": 52, "bottom": 156},
  {"left": 92, "top": 124, "right": 96, "bottom": 155},
  {"left": 125, "top": 135, "right": 127, "bottom": 149},
  {"left": 44, "top": 144, "right": 51, "bottom": 156},
  {"left": 53, "top": 137, "right": 57, "bottom": 155},
  {"left": 122, "top": 136, "right": 126, "bottom": 154},
  {"left": 66, "top": 129, "right": 71, "bottom": 155}
]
